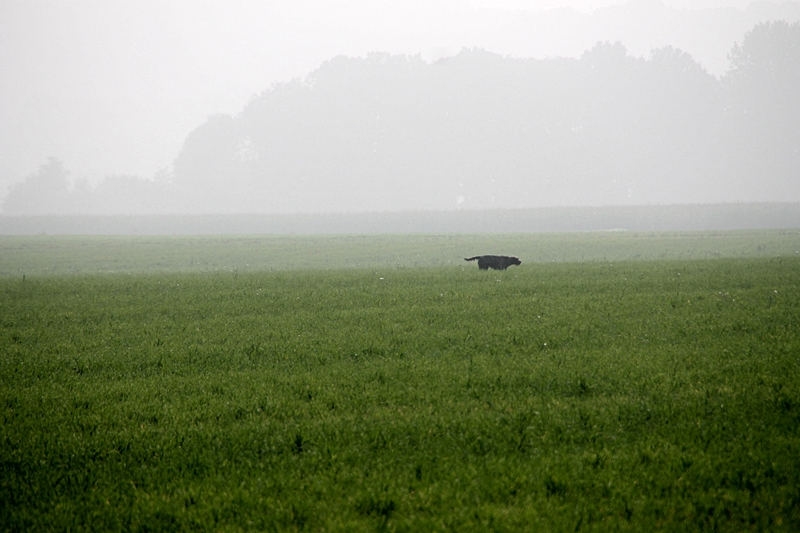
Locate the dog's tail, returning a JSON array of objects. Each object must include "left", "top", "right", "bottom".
[{"left": 464, "top": 256, "right": 480, "bottom": 261}]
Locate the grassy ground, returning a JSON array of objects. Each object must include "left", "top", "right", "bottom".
[
  {"left": 1, "top": 233, "right": 799, "bottom": 531},
  {"left": 1, "top": 229, "right": 799, "bottom": 276}
]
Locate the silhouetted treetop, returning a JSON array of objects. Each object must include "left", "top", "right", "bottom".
[
  {"left": 728, "top": 21, "right": 800, "bottom": 80},
  {"left": 163, "top": 35, "right": 798, "bottom": 213},
  {"left": 2, "top": 158, "right": 73, "bottom": 215},
  {"left": 723, "top": 21, "right": 799, "bottom": 199},
  {"left": 5, "top": 21, "right": 796, "bottom": 215}
]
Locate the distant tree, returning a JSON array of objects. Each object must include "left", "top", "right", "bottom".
[
  {"left": 169, "top": 43, "right": 774, "bottom": 212},
  {"left": 172, "top": 114, "right": 254, "bottom": 213},
  {"left": 723, "top": 21, "right": 800, "bottom": 200},
  {"left": 580, "top": 41, "right": 632, "bottom": 71},
  {"left": 568, "top": 42, "right": 724, "bottom": 204},
  {"left": 1, "top": 157, "right": 73, "bottom": 215},
  {"left": 70, "top": 176, "right": 98, "bottom": 213},
  {"left": 726, "top": 20, "right": 800, "bottom": 107},
  {"left": 572, "top": 42, "right": 645, "bottom": 203},
  {"left": 638, "top": 46, "right": 724, "bottom": 202}
]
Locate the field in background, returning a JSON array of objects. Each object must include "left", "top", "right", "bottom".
[
  {"left": 1, "top": 203, "right": 799, "bottom": 236},
  {"left": 2, "top": 232, "right": 799, "bottom": 531},
  {"left": 2, "top": 229, "right": 800, "bottom": 277}
]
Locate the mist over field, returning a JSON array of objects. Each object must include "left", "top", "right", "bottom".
[{"left": 1, "top": 1, "right": 799, "bottom": 220}]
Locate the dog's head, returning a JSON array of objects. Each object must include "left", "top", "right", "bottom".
[{"left": 509, "top": 256, "right": 522, "bottom": 266}]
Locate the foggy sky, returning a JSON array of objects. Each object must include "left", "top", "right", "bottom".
[{"left": 2, "top": 0, "right": 799, "bottom": 202}]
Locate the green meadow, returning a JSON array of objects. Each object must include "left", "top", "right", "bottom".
[
  {"left": 1, "top": 230, "right": 799, "bottom": 276},
  {"left": 1, "top": 231, "right": 799, "bottom": 531}
]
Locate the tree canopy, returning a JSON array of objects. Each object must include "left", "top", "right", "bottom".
[{"left": 4, "top": 21, "right": 798, "bottom": 215}]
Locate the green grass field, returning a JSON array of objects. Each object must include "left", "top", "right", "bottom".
[
  {"left": 2, "top": 232, "right": 799, "bottom": 531},
  {"left": 1, "top": 229, "right": 799, "bottom": 276}
]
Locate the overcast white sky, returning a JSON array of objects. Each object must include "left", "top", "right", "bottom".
[{"left": 1, "top": 0, "right": 798, "bottom": 196}]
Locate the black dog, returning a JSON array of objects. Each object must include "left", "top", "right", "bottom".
[{"left": 465, "top": 255, "right": 522, "bottom": 270}]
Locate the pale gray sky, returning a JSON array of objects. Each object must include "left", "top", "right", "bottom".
[{"left": 1, "top": 0, "right": 798, "bottom": 197}]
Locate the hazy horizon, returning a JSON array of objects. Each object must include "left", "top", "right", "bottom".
[{"left": 2, "top": 0, "right": 799, "bottom": 212}]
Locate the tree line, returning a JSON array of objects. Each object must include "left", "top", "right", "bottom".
[{"left": 3, "top": 21, "right": 798, "bottom": 215}]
